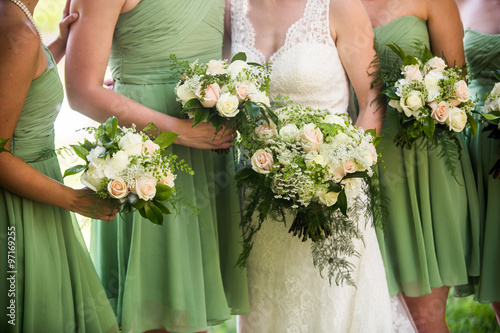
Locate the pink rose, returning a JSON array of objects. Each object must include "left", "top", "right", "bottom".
[
  {"left": 424, "top": 57, "right": 447, "bottom": 73},
  {"left": 142, "top": 140, "right": 160, "bottom": 155},
  {"left": 331, "top": 165, "right": 345, "bottom": 183},
  {"left": 369, "top": 144, "right": 378, "bottom": 165},
  {"left": 236, "top": 83, "right": 250, "bottom": 101},
  {"left": 343, "top": 159, "right": 357, "bottom": 174},
  {"left": 251, "top": 149, "right": 273, "bottom": 174},
  {"left": 302, "top": 123, "right": 324, "bottom": 151},
  {"left": 429, "top": 101, "right": 450, "bottom": 123},
  {"left": 131, "top": 176, "right": 157, "bottom": 201},
  {"left": 255, "top": 122, "right": 277, "bottom": 141},
  {"left": 403, "top": 65, "right": 423, "bottom": 82},
  {"left": 107, "top": 177, "right": 129, "bottom": 199},
  {"left": 196, "top": 82, "right": 220, "bottom": 108},
  {"left": 160, "top": 172, "right": 176, "bottom": 188},
  {"left": 454, "top": 80, "right": 470, "bottom": 103}
]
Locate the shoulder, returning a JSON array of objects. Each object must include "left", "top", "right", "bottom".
[{"left": 424, "top": 0, "right": 460, "bottom": 16}]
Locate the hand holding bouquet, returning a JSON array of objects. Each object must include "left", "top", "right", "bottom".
[
  {"left": 62, "top": 117, "right": 193, "bottom": 225},
  {"left": 479, "top": 71, "right": 500, "bottom": 178},
  {"left": 172, "top": 52, "right": 272, "bottom": 152},
  {"left": 236, "top": 101, "right": 379, "bottom": 285},
  {"left": 382, "top": 44, "right": 477, "bottom": 149}
]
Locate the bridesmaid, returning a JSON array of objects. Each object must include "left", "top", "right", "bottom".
[
  {"left": 359, "top": 0, "right": 481, "bottom": 331},
  {"left": 0, "top": 0, "right": 119, "bottom": 332},
  {"left": 65, "top": 0, "right": 249, "bottom": 332},
  {"left": 457, "top": 0, "right": 500, "bottom": 325}
]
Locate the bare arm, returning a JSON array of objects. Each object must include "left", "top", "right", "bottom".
[
  {"left": 65, "top": 0, "right": 234, "bottom": 149},
  {"left": 223, "top": 0, "right": 232, "bottom": 61},
  {"left": 47, "top": 0, "right": 78, "bottom": 63},
  {"left": 426, "top": 0, "right": 465, "bottom": 66},
  {"left": 331, "top": 0, "right": 383, "bottom": 134},
  {"left": 0, "top": 26, "right": 117, "bottom": 220}
]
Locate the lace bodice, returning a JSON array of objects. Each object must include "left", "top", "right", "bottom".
[{"left": 231, "top": 0, "right": 349, "bottom": 114}]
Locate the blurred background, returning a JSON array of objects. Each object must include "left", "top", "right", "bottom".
[{"left": 33, "top": 1, "right": 497, "bottom": 332}]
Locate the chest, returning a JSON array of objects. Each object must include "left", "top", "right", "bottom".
[{"left": 360, "top": 0, "right": 427, "bottom": 28}]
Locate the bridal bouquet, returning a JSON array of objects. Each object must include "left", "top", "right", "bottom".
[
  {"left": 171, "top": 53, "right": 271, "bottom": 135},
  {"left": 62, "top": 117, "right": 193, "bottom": 225},
  {"left": 236, "top": 102, "right": 379, "bottom": 285},
  {"left": 382, "top": 44, "right": 477, "bottom": 149},
  {"left": 480, "top": 74, "right": 500, "bottom": 178}
]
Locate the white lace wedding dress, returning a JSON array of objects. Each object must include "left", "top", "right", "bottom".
[{"left": 231, "top": 0, "right": 417, "bottom": 332}]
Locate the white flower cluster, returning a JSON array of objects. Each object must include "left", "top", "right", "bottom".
[
  {"left": 81, "top": 126, "right": 176, "bottom": 202},
  {"left": 175, "top": 59, "right": 270, "bottom": 118},
  {"left": 389, "top": 56, "right": 472, "bottom": 132},
  {"left": 249, "top": 106, "right": 377, "bottom": 209},
  {"left": 482, "top": 82, "right": 500, "bottom": 129}
]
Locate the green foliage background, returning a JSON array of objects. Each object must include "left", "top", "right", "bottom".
[{"left": 34, "top": 1, "right": 499, "bottom": 332}]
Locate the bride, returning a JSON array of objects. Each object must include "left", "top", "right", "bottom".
[{"left": 225, "top": 0, "right": 417, "bottom": 331}]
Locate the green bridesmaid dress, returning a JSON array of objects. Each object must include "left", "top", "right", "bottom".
[
  {"left": 464, "top": 29, "right": 500, "bottom": 303},
  {"left": 89, "top": 1, "right": 249, "bottom": 332},
  {"left": 373, "top": 16, "right": 481, "bottom": 297},
  {"left": 0, "top": 46, "right": 118, "bottom": 332}
]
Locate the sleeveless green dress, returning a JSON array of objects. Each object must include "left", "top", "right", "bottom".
[
  {"left": 373, "top": 16, "right": 481, "bottom": 297},
  {"left": 464, "top": 29, "right": 500, "bottom": 303},
  {"left": 89, "top": 1, "right": 249, "bottom": 332},
  {"left": 0, "top": 46, "right": 118, "bottom": 332}
]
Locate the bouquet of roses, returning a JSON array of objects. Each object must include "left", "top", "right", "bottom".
[
  {"left": 382, "top": 44, "right": 477, "bottom": 149},
  {"left": 236, "top": 101, "right": 379, "bottom": 285},
  {"left": 62, "top": 117, "right": 193, "bottom": 225},
  {"left": 171, "top": 52, "right": 271, "bottom": 137},
  {"left": 479, "top": 72, "right": 500, "bottom": 178}
]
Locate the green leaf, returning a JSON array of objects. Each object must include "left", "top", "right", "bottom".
[
  {"left": 0, "top": 138, "right": 11, "bottom": 154},
  {"left": 182, "top": 98, "right": 204, "bottom": 111},
  {"left": 342, "top": 171, "right": 369, "bottom": 180},
  {"left": 63, "top": 164, "right": 86, "bottom": 178},
  {"left": 235, "top": 167, "right": 256, "bottom": 181},
  {"left": 105, "top": 116, "right": 118, "bottom": 138},
  {"left": 481, "top": 113, "right": 499, "bottom": 121},
  {"left": 152, "top": 200, "right": 172, "bottom": 215},
  {"left": 244, "top": 101, "right": 261, "bottom": 119},
  {"left": 231, "top": 52, "right": 247, "bottom": 62},
  {"left": 81, "top": 139, "right": 94, "bottom": 152},
  {"left": 138, "top": 207, "right": 148, "bottom": 220},
  {"left": 154, "top": 132, "right": 178, "bottom": 148},
  {"left": 192, "top": 108, "right": 211, "bottom": 127},
  {"left": 100, "top": 134, "right": 115, "bottom": 149},
  {"left": 492, "top": 70, "right": 500, "bottom": 82},
  {"left": 422, "top": 117, "right": 436, "bottom": 139},
  {"left": 328, "top": 181, "right": 342, "bottom": 193},
  {"left": 209, "top": 115, "right": 227, "bottom": 131},
  {"left": 337, "top": 189, "right": 348, "bottom": 216},
  {"left": 381, "top": 87, "right": 399, "bottom": 100},
  {"left": 403, "top": 55, "right": 419, "bottom": 66},
  {"left": 386, "top": 43, "right": 406, "bottom": 61},
  {"left": 155, "top": 184, "right": 174, "bottom": 201},
  {"left": 468, "top": 114, "right": 478, "bottom": 136},
  {"left": 145, "top": 203, "right": 164, "bottom": 225},
  {"left": 132, "top": 199, "right": 146, "bottom": 210},
  {"left": 70, "top": 144, "right": 89, "bottom": 161}
]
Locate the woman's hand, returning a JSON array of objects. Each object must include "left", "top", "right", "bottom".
[
  {"left": 173, "top": 118, "right": 236, "bottom": 149},
  {"left": 48, "top": 0, "right": 79, "bottom": 63},
  {"left": 71, "top": 188, "right": 121, "bottom": 221}
]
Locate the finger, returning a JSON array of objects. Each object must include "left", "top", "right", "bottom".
[
  {"left": 60, "top": 12, "right": 79, "bottom": 27},
  {"left": 103, "top": 78, "right": 115, "bottom": 86},
  {"left": 63, "top": 0, "right": 71, "bottom": 18}
]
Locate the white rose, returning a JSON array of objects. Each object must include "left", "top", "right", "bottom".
[
  {"left": 403, "top": 64, "right": 423, "bottom": 82},
  {"left": 302, "top": 123, "right": 324, "bottom": 151},
  {"left": 395, "top": 79, "right": 408, "bottom": 97},
  {"left": 107, "top": 177, "right": 129, "bottom": 199},
  {"left": 87, "top": 146, "right": 106, "bottom": 163},
  {"left": 216, "top": 93, "right": 240, "bottom": 117},
  {"left": 424, "top": 71, "right": 443, "bottom": 102},
  {"left": 227, "top": 60, "right": 250, "bottom": 78},
  {"left": 313, "top": 154, "right": 327, "bottom": 167},
  {"left": 446, "top": 107, "right": 467, "bottom": 132},
  {"left": 81, "top": 166, "right": 104, "bottom": 191},
  {"left": 175, "top": 84, "right": 197, "bottom": 106},
  {"left": 119, "top": 132, "right": 144, "bottom": 156},
  {"left": 424, "top": 57, "right": 447, "bottom": 73},
  {"left": 131, "top": 176, "right": 157, "bottom": 201},
  {"left": 342, "top": 178, "right": 362, "bottom": 203},
  {"left": 319, "top": 191, "right": 339, "bottom": 207},
  {"left": 323, "top": 114, "right": 346, "bottom": 126},
  {"left": 206, "top": 60, "right": 226, "bottom": 75},
  {"left": 314, "top": 185, "right": 328, "bottom": 197},
  {"left": 490, "top": 82, "right": 500, "bottom": 96},
  {"left": 400, "top": 90, "right": 425, "bottom": 117},
  {"left": 251, "top": 149, "right": 273, "bottom": 174},
  {"left": 279, "top": 124, "right": 300, "bottom": 142},
  {"left": 388, "top": 99, "right": 403, "bottom": 113},
  {"left": 248, "top": 87, "right": 271, "bottom": 107}
]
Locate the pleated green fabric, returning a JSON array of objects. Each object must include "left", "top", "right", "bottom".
[
  {"left": 0, "top": 46, "right": 118, "bottom": 333},
  {"left": 464, "top": 29, "right": 500, "bottom": 303},
  {"left": 89, "top": 1, "right": 249, "bottom": 332},
  {"left": 373, "top": 16, "right": 481, "bottom": 297}
]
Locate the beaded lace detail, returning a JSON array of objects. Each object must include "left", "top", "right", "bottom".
[{"left": 232, "top": 0, "right": 417, "bottom": 331}]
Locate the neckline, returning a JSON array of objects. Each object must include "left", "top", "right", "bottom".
[
  {"left": 244, "top": 0, "right": 310, "bottom": 63},
  {"left": 465, "top": 29, "right": 500, "bottom": 37},
  {"left": 373, "top": 15, "right": 426, "bottom": 31},
  {"left": 33, "top": 45, "right": 55, "bottom": 82}
]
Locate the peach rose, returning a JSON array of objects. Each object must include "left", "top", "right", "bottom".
[
  {"left": 206, "top": 60, "right": 226, "bottom": 75},
  {"left": 236, "top": 83, "right": 251, "bottom": 101},
  {"left": 251, "top": 149, "right": 273, "bottom": 174},
  {"left": 424, "top": 57, "right": 447, "bottom": 73},
  {"left": 132, "top": 176, "right": 157, "bottom": 201},
  {"left": 369, "top": 143, "right": 378, "bottom": 165},
  {"left": 107, "top": 177, "right": 129, "bottom": 199},
  {"left": 196, "top": 82, "right": 220, "bottom": 108},
  {"left": 429, "top": 101, "right": 450, "bottom": 123},
  {"left": 343, "top": 159, "right": 357, "bottom": 174},
  {"left": 453, "top": 80, "right": 470, "bottom": 103},
  {"left": 255, "top": 121, "right": 277, "bottom": 141},
  {"left": 403, "top": 64, "right": 423, "bottom": 82},
  {"left": 160, "top": 172, "right": 176, "bottom": 188},
  {"left": 302, "top": 123, "right": 324, "bottom": 151},
  {"left": 142, "top": 140, "right": 160, "bottom": 155}
]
